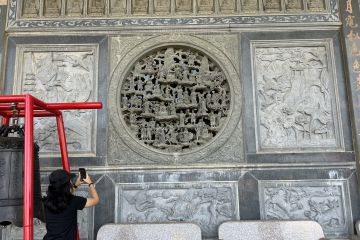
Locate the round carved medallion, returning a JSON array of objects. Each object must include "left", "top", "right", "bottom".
[{"left": 120, "top": 47, "right": 231, "bottom": 153}]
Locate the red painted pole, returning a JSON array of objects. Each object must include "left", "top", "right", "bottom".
[
  {"left": 1, "top": 117, "right": 10, "bottom": 125},
  {"left": 56, "top": 113, "right": 70, "bottom": 171},
  {"left": 23, "top": 95, "right": 34, "bottom": 240}
]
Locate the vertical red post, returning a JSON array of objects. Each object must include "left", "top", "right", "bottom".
[
  {"left": 1, "top": 117, "right": 10, "bottom": 126},
  {"left": 23, "top": 95, "right": 34, "bottom": 240},
  {"left": 56, "top": 114, "right": 70, "bottom": 172}
]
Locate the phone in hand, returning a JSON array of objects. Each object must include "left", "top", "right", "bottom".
[{"left": 79, "top": 168, "right": 86, "bottom": 181}]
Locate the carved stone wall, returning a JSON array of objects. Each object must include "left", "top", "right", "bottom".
[
  {"left": 19, "top": 0, "right": 330, "bottom": 19},
  {"left": 116, "top": 181, "right": 239, "bottom": 238},
  {"left": 259, "top": 180, "right": 353, "bottom": 238},
  {"left": 12, "top": 45, "right": 99, "bottom": 157},
  {"left": 252, "top": 40, "right": 344, "bottom": 153},
  {"left": 108, "top": 33, "right": 243, "bottom": 165},
  {"left": 0, "top": 6, "right": 5, "bottom": 92}
]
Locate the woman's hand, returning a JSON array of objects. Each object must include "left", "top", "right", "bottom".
[
  {"left": 82, "top": 173, "right": 93, "bottom": 185},
  {"left": 75, "top": 173, "right": 82, "bottom": 187}
]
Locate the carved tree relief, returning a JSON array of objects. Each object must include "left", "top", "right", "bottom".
[
  {"left": 120, "top": 47, "right": 230, "bottom": 153},
  {"left": 17, "top": 49, "right": 97, "bottom": 155},
  {"left": 254, "top": 45, "right": 342, "bottom": 151},
  {"left": 118, "top": 183, "right": 238, "bottom": 238},
  {"left": 261, "top": 183, "right": 350, "bottom": 237}
]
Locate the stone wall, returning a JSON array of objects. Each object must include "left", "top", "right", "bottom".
[{"left": 0, "top": 0, "right": 359, "bottom": 239}]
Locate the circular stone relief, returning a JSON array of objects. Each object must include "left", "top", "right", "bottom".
[{"left": 120, "top": 46, "right": 231, "bottom": 153}]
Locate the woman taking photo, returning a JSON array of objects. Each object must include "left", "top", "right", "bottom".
[{"left": 42, "top": 169, "right": 99, "bottom": 240}]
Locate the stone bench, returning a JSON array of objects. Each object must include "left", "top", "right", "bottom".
[
  {"left": 218, "top": 220, "right": 325, "bottom": 240},
  {"left": 96, "top": 223, "right": 202, "bottom": 240}
]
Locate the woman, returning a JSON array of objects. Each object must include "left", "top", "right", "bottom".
[{"left": 42, "top": 169, "right": 99, "bottom": 240}]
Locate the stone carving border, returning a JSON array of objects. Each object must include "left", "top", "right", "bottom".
[
  {"left": 258, "top": 180, "right": 353, "bottom": 238},
  {"left": 115, "top": 181, "right": 240, "bottom": 238},
  {"left": 12, "top": 44, "right": 99, "bottom": 158},
  {"left": 251, "top": 39, "right": 345, "bottom": 153},
  {"left": 108, "top": 34, "right": 243, "bottom": 164},
  {"left": 6, "top": 0, "right": 339, "bottom": 29}
]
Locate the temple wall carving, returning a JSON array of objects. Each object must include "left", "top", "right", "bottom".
[
  {"left": 259, "top": 180, "right": 353, "bottom": 238},
  {"left": 116, "top": 181, "right": 239, "bottom": 238},
  {"left": 18, "top": 0, "right": 331, "bottom": 19},
  {"left": 108, "top": 33, "right": 243, "bottom": 165},
  {"left": 252, "top": 40, "right": 344, "bottom": 152},
  {"left": 12, "top": 45, "right": 99, "bottom": 157}
]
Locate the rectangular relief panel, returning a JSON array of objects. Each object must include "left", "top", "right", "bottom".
[
  {"left": 13, "top": 45, "right": 99, "bottom": 157},
  {"left": 197, "top": 0, "right": 215, "bottom": 14},
  {"left": 115, "top": 181, "right": 240, "bottom": 239},
  {"left": 132, "top": 0, "right": 149, "bottom": 14},
  {"left": 252, "top": 40, "right": 344, "bottom": 153},
  {"left": 66, "top": 0, "right": 85, "bottom": 17},
  {"left": 241, "top": 0, "right": 259, "bottom": 13},
  {"left": 175, "top": 0, "right": 193, "bottom": 14},
  {"left": 22, "top": 0, "right": 40, "bottom": 18},
  {"left": 110, "top": 0, "right": 127, "bottom": 16},
  {"left": 306, "top": 0, "right": 327, "bottom": 12},
  {"left": 219, "top": 0, "right": 237, "bottom": 14},
  {"left": 259, "top": 180, "right": 353, "bottom": 238},
  {"left": 154, "top": 0, "right": 171, "bottom": 15},
  {"left": 285, "top": 0, "right": 304, "bottom": 12},
  {"left": 43, "top": 0, "right": 61, "bottom": 17},
  {"left": 262, "top": 0, "right": 282, "bottom": 12},
  {"left": 88, "top": 0, "right": 106, "bottom": 16}
]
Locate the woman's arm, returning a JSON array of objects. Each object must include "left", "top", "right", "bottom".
[{"left": 82, "top": 173, "right": 100, "bottom": 208}]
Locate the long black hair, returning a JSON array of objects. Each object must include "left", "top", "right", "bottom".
[{"left": 43, "top": 169, "right": 73, "bottom": 213}]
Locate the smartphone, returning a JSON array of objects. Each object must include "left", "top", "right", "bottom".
[{"left": 79, "top": 168, "right": 86, "bottom": 181}]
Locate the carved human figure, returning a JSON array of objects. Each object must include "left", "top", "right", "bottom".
[
  {"left": 122, "top": 96, "right": 129, "bottom": 109},
  {"left": 197, "top": 0, "right": 214, "bottom": 13},
  {"left": 44, "top": 0, "right": 61, "bottom": 16},
  {"left": 241, "top": 0, "right": 258, "bottom": 12},
  {"left": 307, "top": 0, "right": 325, "bottom": 11},
  {"left": 66, "top": 0, "right": 84, "bottom": 16},
  {"left": 89, "top": 0, "right": 105, "bottom": 15},
  {"left": 263, "top": 0, "right": 281, "bottom": 12},
  {"left": 179, "top": 111, "right": 186, "bottom": 127},
  {"left": 176, "top": 0, "right": 193, "bottom": 13},
  {"left": 133, "top": 0, "right": 149, "bottom": 14},
  {"left": 23, "top": 0, "right": 39, "bottom": 17},
  {"left": 219, "top": 0, "right": 236, "bottom": 13},
  {"left": 111, "top": 0, "right": 127, "bottom": 15}
]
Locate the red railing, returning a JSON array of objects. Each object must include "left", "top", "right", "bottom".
[{"left": 0, "top": 94, "right": 102, "bottom": 240}]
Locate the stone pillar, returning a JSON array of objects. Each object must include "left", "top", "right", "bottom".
[
  {"left": 340, "top": 0, "right": 360, "bottom": 189},
  {"left": 0, "top": 5, "right": 6, "bottom": 95}
]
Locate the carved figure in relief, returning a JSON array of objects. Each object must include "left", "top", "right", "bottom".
[
  {"left": 120, "top": 47, "right": 230, "bottom": 153},
  {"left": 219, "top": 0, "right": 236, "bottom": 13},
  {"left": 111, "top": 0, "right": 127, "bottom": 15},
  {"left": 66, "top": 0, "right": 84, "bottom": 16},
  {"left": 122, "top": 185, "right": 235, "bottom": 237},
  {"left": 44, "top": 0, "right": 61, "bottom": 16},
  {"left": 255, "top": 47, "right": 338, "bottom": 149},
  {"left": 133, "top": 0, "right": 149, "bottom": 14},
  {"left": 241, "top": 0, "right": 258, "bottom": 13},
  {"left": 154, "top": 0, "right": 170, "bottom": 14},
  {"left": 264, "top": 186, "right": 345, "bottom": 233},
  {"left": 285, "top": 0, "right": 303, "bottom": 11},
  {"left": 22, "top": 0, "right": 40, "bottom": 17},
  {"left": 88, "top": 0, "right": 105, "bottom": 15},
  {"left": 197, "top": 0, "right": 214, "bottom": 13},
  {"left": 263, "top": 0, "right": 281, "bottom": 12},
  {"left": 176, "top": 0, "right": 193, "bottom": 13},
  {"left": 307, "top": 0, "right": 325, "bottom": 12}
]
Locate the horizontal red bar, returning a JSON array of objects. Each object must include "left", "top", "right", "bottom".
[{"left": 0, "top": 102, "right": 102, "bottom": 111}]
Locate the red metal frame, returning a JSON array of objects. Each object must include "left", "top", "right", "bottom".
[{"left": 0, "top": 94, "right": 102, "bottom": 240}]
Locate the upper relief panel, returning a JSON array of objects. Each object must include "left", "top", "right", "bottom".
[{"left": 7, "top": 0, "right": 339, "bottom": 29}]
